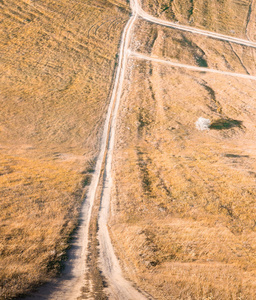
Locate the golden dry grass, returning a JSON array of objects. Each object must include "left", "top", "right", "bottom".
[
  {"left": 110, "top": 16, "right": 256, "bottom": 298},
  {"left": 0, "top": 0, "right": 128, "bottom": 298},
  {"left": 0, "top": 153, "right": 84, "bottom": 297}
]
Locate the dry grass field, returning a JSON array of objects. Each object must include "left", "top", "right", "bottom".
[
  {"left": 109, "top": 6, "right": 256, "bottom": 299},
  {"left": 0, "top": 0, "right": 128, "bottom": 298},
  {"left": 2, "top": 0, "right": 256, "bottom": 298}
]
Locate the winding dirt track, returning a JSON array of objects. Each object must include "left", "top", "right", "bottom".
[{"left": 23, "top": 0, "right": 256, "bottom": 299}]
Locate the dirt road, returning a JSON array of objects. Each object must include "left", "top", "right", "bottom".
[
  {"left": 134, "top": 0, "right": 256, "bottom": 48},
  {"left": 96, "top": 0, "right": 256, "bottom": 296},
  {"left": 23, "top": 0, "right": 256, "bottom": 298},
  {"left": 94, "top": 0, "right": 256, "bottom": 298},
  {"left": 22, "top": 0, "right": 147, "bottom": 299},
  {"left": 96, "top": 4, "right": 150, "bottom": 299}
]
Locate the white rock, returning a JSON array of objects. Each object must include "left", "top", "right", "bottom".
[{"left": 195, "top": 117, "right": 211, "bottom": 131}]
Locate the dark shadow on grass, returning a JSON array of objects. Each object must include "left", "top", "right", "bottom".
[
  {"left": 210, "top": 118, "right": 243, "bottom": 130},
  {"left": 225, "top": 154, "right": 249, "bottom": 158}
]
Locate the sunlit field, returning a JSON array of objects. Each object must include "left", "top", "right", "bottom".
[{"left": 0, "top": 0, "right": 128, "bottom": 298}]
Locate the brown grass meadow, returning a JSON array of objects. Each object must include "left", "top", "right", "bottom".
[
  {"left": 0, "top": 0, "right": 128, "bottom": 298},
  {"left": 109, "top": 7, "right": 256, "bottom": 299}
]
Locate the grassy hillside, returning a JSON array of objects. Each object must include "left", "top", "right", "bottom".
[
  {"left": 0, "top": 0, "right": 128, "bottom": 298},
  {"left": 141, "top": 0, "right": 256, "bottom": 39},
  {"left": 131, "top": 19, "right": 256, "bottom": 76},
  {"left": 109, "top": 6, "right": 256, "bottom": 299}
]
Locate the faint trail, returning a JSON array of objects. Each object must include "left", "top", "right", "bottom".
[{"left": 129, "top": 51, "right": 256, "bottom": 80}]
